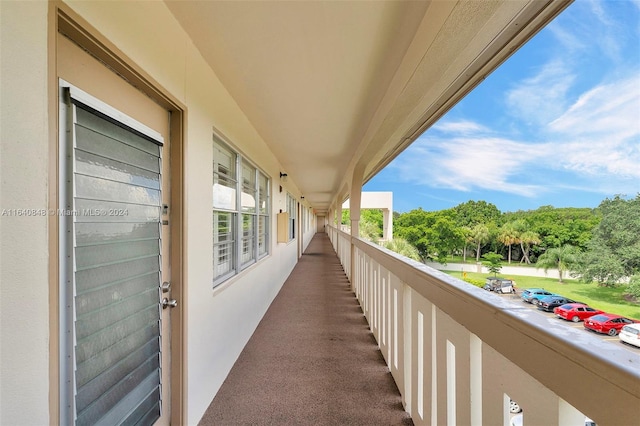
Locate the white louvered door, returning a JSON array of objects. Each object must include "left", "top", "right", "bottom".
[{"left": 58, "top": 30, "right": 175, "bottom": 426}]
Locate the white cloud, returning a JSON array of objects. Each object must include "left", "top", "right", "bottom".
[
  {"left": 549, "top": 76, "right": 640, "bottom": 178},
  {"left": 392, "top": 133, "right": 547, "bottom": 197},
  {"left": 587, "top": 0, "right": 613, "bottom": 27},
  {"left": 432, "top": 120, "right": 489, "bottom": 135},
  {"left": 382, "top": 0, "right": 640, "bottom": 204},
  {"left": 505, "top": 61, "right": 575, "bottom": 126},
  {"left": 546, "top": 24, "right": 586, "bottom": 52},
  {"left": 391, "top": 72, "right": 640, "bottom": 197},
  {"left": 548, "top": 1, "right": 625, "bottom": 61},
  {"left": 550, "top": 77, "right": 640, "bottom": 135}
]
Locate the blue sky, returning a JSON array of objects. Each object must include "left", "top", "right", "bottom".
[{"left": 364, "top": 0, "right": 640, "bottom": 214}]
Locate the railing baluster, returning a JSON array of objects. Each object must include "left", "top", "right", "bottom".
[{"left": 327, "top": 226, "right": 639, "bottom": 425}]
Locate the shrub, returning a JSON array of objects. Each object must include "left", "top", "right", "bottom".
[{"left": 463, "top": 278, "right": 485, "bottom": 288}]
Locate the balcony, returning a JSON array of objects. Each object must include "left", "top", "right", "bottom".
[
  {"left": 3, "top": 2, "right": 639, "bottom": 425},
  {"left": 202, "top": 231, "right": 639, "bottom": 425}
]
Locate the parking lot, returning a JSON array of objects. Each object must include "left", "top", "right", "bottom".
[{"left": 501, "top": 291, "right": 640, "bottom": 353}]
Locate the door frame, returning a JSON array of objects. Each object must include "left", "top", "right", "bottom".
[{"left": 48, "top": 3, "right": 186, "bottom": 424}]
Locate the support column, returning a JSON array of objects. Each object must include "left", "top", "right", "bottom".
[
  {"left": 349, "top": 165, "right": 364, "bottom": 289},
  {"left": 382, "top": 208, "right": 393, "bottom": 241},
  {"left": 349, "top": 167, "right": 364, "bottom": 240}
]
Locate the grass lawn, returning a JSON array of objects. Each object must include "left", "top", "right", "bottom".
[
  {"left": 444, "top": 255, "right": 540, "bottom": 268},
  {"left": 444, "top": 270, "right": 640, "bottom": 320}
]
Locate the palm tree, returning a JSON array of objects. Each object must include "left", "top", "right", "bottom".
[
  {"left": 383, "top": 238, "right": 421, "bottom": 261},
  {"left": 519, "top": 230, "right": 540, "bottom": 264},
  {"left": 536, "top": 245, "right": 580, "bottom": 283},
  {"left": 359, "top": 219, "right": 382, "bottom": 242},
  {"left": 471, "top": 224, "right": 489, "bottom": 262},
  {"left": 498, "top": 222, "right": 518, "bottom": 264},
  {"left": 460, "top": 226, "right": 472, "bottom": 263}
]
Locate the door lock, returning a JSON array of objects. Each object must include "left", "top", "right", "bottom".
[{"left": 162, "top": 298, "right": 178, "bottom": 309}]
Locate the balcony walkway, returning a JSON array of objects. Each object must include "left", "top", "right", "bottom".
[{"left": 199, "top": 233, "right": 413, "bottom": 425}]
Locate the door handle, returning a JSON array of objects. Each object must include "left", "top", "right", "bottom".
[{"left": 162, "top": 298, "right": 178, "bottom": 309}]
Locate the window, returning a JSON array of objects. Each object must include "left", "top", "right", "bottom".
[
  {"left": 286, "top": 193, "right": 296, "bottom": 240},
  {"left": 257, "top": 172, "right": 269, "bottom": 256},
  {"left": 213, "top": 138, "right": 270, "bottom": 286}
]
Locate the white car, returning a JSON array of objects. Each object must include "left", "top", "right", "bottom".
[{"left": 619, "top": 323, "right": 640, "bottom": 348}]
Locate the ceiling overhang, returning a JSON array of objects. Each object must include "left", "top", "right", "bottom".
[{"left": 164, "top": 0, "right": 571, "bottom": 215}]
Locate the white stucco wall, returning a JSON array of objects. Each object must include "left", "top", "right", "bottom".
[
  {"left": 0, "top": 1, "right": 310, "bottom": 423},
  {"left": 0, "top": 2, "right": 51, "bottom": 425}
]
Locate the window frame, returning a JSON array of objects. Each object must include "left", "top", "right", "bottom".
[
  {"left": 213, "top": 136, "right": 270, "bottom": 287},
  {"left": 286, "top": 192, "right": 297, "bottom": 241}
]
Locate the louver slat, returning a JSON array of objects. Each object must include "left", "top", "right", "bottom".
[{"left": 73, "top": 106, "right": 162, "bottom": 426}]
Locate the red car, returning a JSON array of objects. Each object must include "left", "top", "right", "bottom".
[
  {"left": 583, "top": 314, "right": 640, "bottom": 336},
  {"left": 554, "top": 303, "right": 603, "bottom": 323}
]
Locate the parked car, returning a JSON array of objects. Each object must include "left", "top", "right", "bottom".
[
  {"left": 554, "top": 303, "right": 604, "bottom": 323},
  {"left": 619, "top": 323, "right": 640, "bottom": 348},
  {"left": 483, "top": 277, "right": 516, "bottom": 294},
  {"left": 537, "top": 295, "right": 577, "bottom": 312},
  {"left": 583, "top": 314, "right": 640, "bottom": 336},
  {"left": 521, "top": 288, "right": 555, "bottom": 305}
]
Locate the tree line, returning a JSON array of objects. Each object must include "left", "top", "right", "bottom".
[{"left": 341, "top": 194, "right": 640, "bottom": 298}]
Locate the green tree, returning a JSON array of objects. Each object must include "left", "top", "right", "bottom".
[
  {"left": 482, "top": 253, "right": 503, "bottom": 276},
  {"left": 503, "top": 205, "right": 599, "bottom": 254},
  {"left": 536, "top": 245, "right": 580, "bottom": 283},
  {"left": 452, "top": 200, "right": 501, "bottom": 227},
  {"left": 470, "top": 223, "right": 490, "bottom": 262},
  {"left": 626, "top": 275, "right": 640, "bottom": 299},
  {"left": 394, "top": 208, "right": 433, "bottom": 261},
  {"left": 519, "top": 230, "right": 541, "bottom": 264},
  {"left": 383, "top": 238, "right": 421, "bottom": 261},
  {"left": 578, "top": 250, "right": 626, "bottom": 286},
  {"left": 395, "top": 208, "right": 463, "bottom": 263},
  {"left": 498, "top": 222, "right": 519, "bottom": 264},
  {"left": 361, "top": 209, "right": 383, "bottom": 235},
  {"left": 359, "top": 219, "right": 382, "bottom": 241},
  {"left": 460, "top": 226, "right": 473, "bottom": 263},
  {"left": 341, "top": 209, "right": 383, "bottom": 241},
  {"left": 341, "top": 209, "right": 350, "bottom": 225},
  {"left": 578, "top": 194, "right": 640, "bottom": 286}
]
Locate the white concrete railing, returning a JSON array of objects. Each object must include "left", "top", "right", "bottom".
[{"left": 327, "top": 226, "right": 640, "bottom": 425}]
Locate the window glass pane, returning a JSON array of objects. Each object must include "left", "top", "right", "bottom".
[
  {"left": 213, "top": 143, "right": 237, "bottom": 210},
  {"left": 241, "top": 214, "right": 255, "bottom": 265},
  {"left": 258, "top": 172, "right": 268, "bottom": 214},
  {"left": 213, "top": 210, "right": 235, "bottom": 279},
  {"left": 258, "top": 215, "right": 268, "bottom": 256},
  {"left": 287, "top": 194, "right": 296, "bottom": 240},
  {"left": 241, "top": 160, "right": 256, "bottom": 213}
]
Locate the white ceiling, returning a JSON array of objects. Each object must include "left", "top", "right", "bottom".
[{"left": 164, "top": 0, "right": 570, "bottom": 214}]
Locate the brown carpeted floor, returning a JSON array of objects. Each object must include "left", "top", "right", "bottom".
[{"left": 199, "top": 233, "right": 413, "bottom": 426}]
